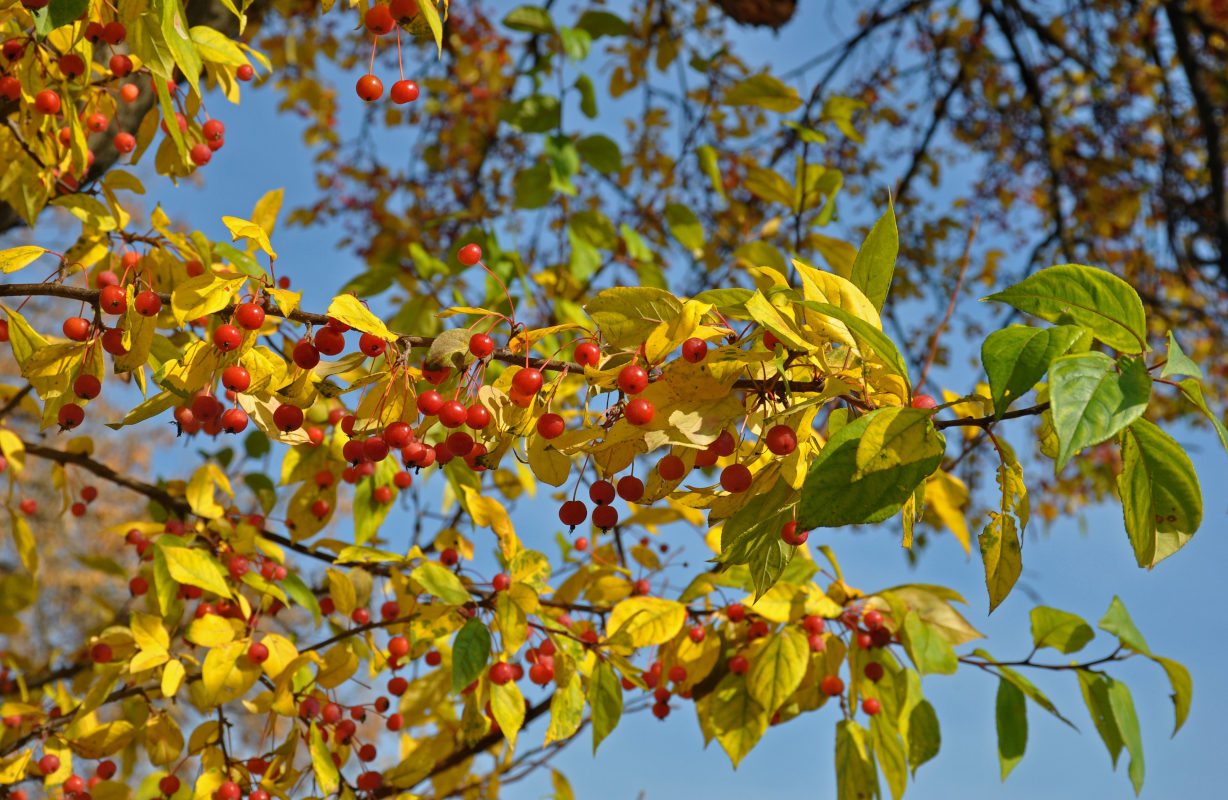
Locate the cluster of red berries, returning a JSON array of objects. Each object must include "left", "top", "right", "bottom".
[{"left": 355, "top": 1, "right": 422, "bottom": 104}]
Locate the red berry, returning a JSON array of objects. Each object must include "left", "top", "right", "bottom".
[
  {"left": 129, "top": 575, "right": 148, "bottom": 595},
  {"left": 91, "top": 642, "right": 112, "bottom": 663},
  {"left": 273, "top": 404, "right": 304, "bottom": 432},
  {"left": 781, "top": 521, "right": 809, "bottom": 546},
  {"left": 422, "top": 365, "right": 450, "bottom": 384},
  {"left": 365, "top": 4, "right": 395, "bottom": 33},
  {"left": 217, "top": 780, "right": 240, "bottom": 800},
  {"left": 426, "top": 650, "right": 442, "bottom": 666},
  {"left": 574, "top": 537, "right": 589, "bottom": 551},
  {"left": 73, "top": 374, "right": 101, "bottom": 399},
  {"left": 593, "top": 504, "right": 619, "bottom": 530},
  {"left": 247, "top": 641, "right": 269, "bottom": 663},
  {"left": 864, "top": 662, "right": 884, "bottom": 682},
  {"left": 418, "top": 389, "right": 444, "bottom": 416},
  {"left": 440, "top": 548, "right": 459, "bottom": 566},
  {"left": 537, "top": 412, "right": 565, "bottom": 439},
  {"left": 222, "top": 366, "right": 250, "bottom": 393},
  {"left": 110, "top": 54, "right": 133, "bottom": 78},
  {"left": 589, "top": 480, "right": 616, "bottom": 505},
  {"left": 559, "top": 500, "right": 587, "bottom": 527},
  {"left": 99, "top": 285, "right": 127, "bottom": 314},
  {"left": 632, "top": 577, "right": 651, "bottom": 595},
  {"left": 235, "top": 302, "right": 265, "bottom": 330},
  {"left": 658, "top": 454, "right": 685, "bottom": 482},
  {"left": 808, "top": 633, "right": 826, "bottom": 652},
  {"left": 38, "top": 753, "right": 60, "bottom": 775},
  {"left": 617, "top": 364, "right": 648, "bottom": 395},
  {"left": 911, "top": 394, "right": 937, "bottom": 409},
  {"left": 574, "top": 341, "right": 600, "bottom": 367},
  {"left": 512, "top": 367, "right": 543, "bottom": 395},
  {"left": 490, "top": 661, "right": 514, "bottom": 685},
  {"left": 87, "top": 112, "right": 109, "bottom": 132},
  {"left": 763, "top": 330, "right": 780, "bottom": 351},
  {"left": 189, "top": 142, "right": 212, "bottom": 166},
  {"left": 96, "top": 761, "right": 116, "bottom": 780},
  {"left": 0, "top": 76, "right": 19, "bottom": 101},
  {"left": 103, "top": 22, "right": 126, "bottom": 44},
  {"left": 821, "top": 675, "right": 844, "bottom": 696},
  {"left": 468, "top": 333, "right": 494, "bottom": 358},
  {"left": 727, "top": 603, "right": 746, "bottom": 622},
  {"left": 624, "top": 398, "right": 654, "bottom": 425},
  {"left": 35, "top": 89, "right": 61, "bottom": 114},
  {"left": 802, "top": 615, "right": 825, "bottom": 635},
  {"left": 293, "top": 339, "right": 320, "bottom": 369},
  {"left": 134, "top": 290, "right": 162, "bottom": 317},
  {"left": 457, "top": 243, "right": 482, "bottom": 266},
  {"left": 119, "top": 83, "right": 139, "bottom": 103},
  {"left": 765, "top": 424, "right": 798, "bottom": 456},
  {"left": 862, "top": 697, "right": 881, "bottom": 715},
  {"left": 237, "top": 64, "right": 254, "bottom": 81},
  {"left": 728, "top": 655, "right": 749, "bottom": 674},
  {"left": 202, "top": 118, "right": 225, "bottom": 141},
  {"left": 465, "top": 404, "right": 490, "bottom": 430},
  {"left": 390, "top": 79, "right": 419, "bottom": 103},
  {"left": 712, "top": 430, "right": 737, "bottom": 456},
  {"left": 159, "top": 776, "right": 180, "bottom": 795},
  {"left": 221, "top": 408, "right": 248, "bottom": 434},
  {"left": 311, "top": 498, "right": 331, "bottom": 518},
  {"left": 356, "top": 74, "right": 383, "bottom": 101},
  {"left": 682, "top": 337, "right": 708, "bottom": 362},
  {"left": 213, "top": 324, "right": 242, "bottom": 351},
  {"left": 719, "top": 463, "right": 752, "bottom": 493},
  {"left": 438, "top": 400, "right": 467, "bottom": 428},
  {"left": 668, "top": 665, "right": 687, "bottom": 683},
  {"left": 58, "top": 403, "right": 85, "bottom": 429},
  {"left": 529, "top": 661, "right": 554, "bottom": 685},
  {"left": 688, "top": 626, "right": 706, "bottom": 643},
  {"left": 863, "top": 609, "right": 884, "bottom": 630},
  {"left": 359, "top": 332, "right": 386, "bottom": 357}
]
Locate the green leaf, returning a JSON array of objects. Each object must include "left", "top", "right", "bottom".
[
  {"left": 589, "top": 660, "right": 622, "bottom": 753},
  {"left": 34, "top": 0, "right": 89, "bottom": 35},
  {"left": 799, "top": 408, "right": 945, "bottom": 528},
  {"left": 412, "top": 562, "right": 473, "bottom": 606},
  {"left": 798, "top": 301, "right": 909, "bottom": 382},
  {"left": 835, "top": 720, "right": 881, "bottom": 800},
  {"left": 820, "top": 96, "right": 868, "bottom": 142},
  {"left": 697, "top": 145, "right": 725, "bottom": 198},
  {"left": 709, "top": 672, "right": 768, "bottom": 768},
  {"left": 1106, "top": 678, "right": 1145, "bottom": 794},
  {"left": 983, "top": 264, "right": 1148, "bottom": 354},
  {"left": 162, "top": 0, "right": 203, "bottom": 99},
  {"left": 502, "top": 5, "right": 554, "bottom": 33},
  {"left": 901, "top": 611, "right": 957, "bottom": 675},
  {"left": 569, "top": 210, "right": 618, "bottom": 249},
  {"left": 575, "top": 73, "right": 598, "bottom": 118},
  {"left": 545, "top": 671, "right": 584, "bottom": 744},
  {"left": 1098, "top": 596, "right": 1150, "bottom": 655},
  {"left": 988, "top": 660, "right": 1077, "bottom": 728},
  {"left": 1078, "top": 670, "right": 1123, "bottom": 767},
  {"left": 160, "top": 546, "right": 232, "bottom": 598},
  {"left": 906, "top": 699, "right": 941, "bottom": 773},
  {"left": 212, "top": 241, "right": 269, "bottom": 281},
  {"left": 575, "top": 9, "right": 628, "bottom": 38},
  {"left": 450, "top": 619, "right": 491, "bottom": 693},
  {"left": 309, "top": 723, "right": 340, "bottom": 795},
  {"left": 745, "top": 291, "right": 811, "bottom": 352},
  {"left": 576, "top": 135, "right": 622, "bottom": 175},
  {"left": 558, "top": 27, "right": 591, "bottom": 61},
  {"left": 1118, "top": 419, "right": 1202, "bottom": 568},
  {"left": 500, "top": 95, "right": 561, "bottom": 133},
  {"left": 353, "top": 460, "right": 397, "bottom": 545},
  {"left": 1150, "top": 655, "right": 1191, "bottom": 736},
  {"left": 1030, "top": 607, "right": 1094, "bottom": 654},
  {"left": 585, "top": 287, "right": 682, "bottom": 349},
  {"left": 1047, "top": 352, "right": 1151, "bottom": 471},
  {"left": 746, "top": 533, "right": 793, "bottom": 600},
  {"left": 664, "top": 203, "right": 704, "bottom": 252},
  {"left": 723, "top": 73, "right": 802, "bottom": 113},
  {"left": 870, "top": 716, "right": 907, "bottom": 800},
  {"left": 981, "top": 325, "right": 1082, "bottom": 417},
  {"left": 281, "top": 571, "right": 321, "bottom": 625},
  {"left": 514, "top": 164, "right": 553, "bottom": 209},
  {"left": 1176, "top": 378, "right": 1228, "bottom": 456},
  {"left": 746, "top": 627, "right": 808, "bottom": 714},
  {"left": 996, "top": 679, "right": 1027, "bottom": 780},
  {"left": 848, "top": 202, "right": 898, "bottom": 312},
  {"left": 1160, "top": 331, "right": 1202, "bottom": 379},
  {"left": 979, "top": 514, "right": 1021, "bottom": 613}
]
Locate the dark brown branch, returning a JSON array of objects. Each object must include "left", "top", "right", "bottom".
[{"left": 933, "top": 401, "right": 1049, "bottom": 430}]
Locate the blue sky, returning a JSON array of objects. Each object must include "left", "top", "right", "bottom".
[{"left": 11, "top": 1, "right": 1225, "bottom": 797}]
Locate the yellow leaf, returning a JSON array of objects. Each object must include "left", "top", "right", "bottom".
[
  {"left": 527, "top": 433, "right": 571, "bottom": 488},
  {"left": 924, "top": 470, "right": 972, "bottom": 554},
  {"left": 410, "top": 562, "right": 473, "bottom": 605},
  {"left": 0, "top": 245, "right": 47, "bottom": 273},
  {"left": 309, "top": 723, "right": 341, "bottom": 794},
  {"left": 0, "top": 750, "right": 32, "bottom": 783},
  {"left": 9, "top": 513, "right": 36, "bottom": 574},
  {"left": 267, "top": 286, "right": 300, "bottom": 317},
  {"left": 460, "top": 485, "right": 516, "bottom": 543},
  {"left": 317, "top": 643, "right": 359, "bottom": 689},
  {"left": 416, "top": 0, "right": 444, "bottom": 56},
  {"left": 199, "top": 640, "right": 261, "bottom": 705},
  {"left": 327, "top": 294, "right": 396, "bottom": 342},
  {"left": 606, "top": 597, "right": 686, "bottom": 647},
  {"left": 161, "top": 659, "right": 186, "bottom": 697},
  {"left": 326, "top": 568, "right": 358, "bottom": 615},
  {"left": 131, "top": 611, "right": 170, "bottom": 652},
  {"left": 495, "top": 592, "right": 528, "bottom": 654},
  {"left": 744, "top": 582, "right": 805, "bottom": 623},
  {"left": 222, "top": 215, "right": 276, "bottom": 260},
  {"left": 709, "top": 672, "right": 768, "bottom": 767},
  {"left": 161, "top": 546, "right": 232, "bottom": 598},
  {"left": 145, "top": 713, "right": 183, "bottom": 765},
  {"left": 490, "top": 680, "right": 526, "bottom": 748},
  {"left": 170, "top": 275, "right": 246, "bottom": 326},
  {"left": 130, "top": 648, "right": 169, "bottom": 672},
  {"left": 746, "top": 627, "right": 809, "bottom": 714},
  {"left": 644, "top": 299, "right": 714, "bottom": 363},
  {"left": 251, "top": 188, "right": 284, "bottom": 236},
  {"left": 745, "top": 290, "right": 813, "bottom": 352},
  {"left": 187, "top": 614, "right": 238, "bottom": 647},
  {"left": 187, "top": 463, "right": 233, "bottom": 519},
  {"left": 0, "top": 429, "right": 26, "bottom": 477}
]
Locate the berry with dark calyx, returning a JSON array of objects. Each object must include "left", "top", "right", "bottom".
[
  {"left": 593, "top": 504, "right": 618, "bottom": 530},
  {"left": 222, "top": 366, "right": 250, "bottom": 393},
  {"left": 73, "top": 374, "right": 101, "bottom": 399},
  {"left": 492, "top": 572, "right": 511, "bottom": 591},
  {"left": 624, "top": 398, "right": 654, "bottom": 425},
  {"left": 35, "top": 89, "right": 61, "bottom": 114},
  {"left": 99, "top": 285, "right": 127, "bottom": 314},
  {"left": 134, "top": 290, "right": 162, "bottom": 316},
  {"left": 617, "top": 364, "right": 648, "bottom": 395},
  {"left": 468, "top": 333, "right": 494, "bottom": 358},
  {"left": 96, "top": 761, "right": 116, "bottom": 780},
  {"left": 390, "top": 79, "right": 420, "bottom": 103},
  {"left": 384, "top": 421, "right": 412, "bottom": 448},
  {"left": 489, "top": 661, "right": 514, "bottom": 685},
  {"left": 314, "top": 326, "right": 345, "bottom": 355},
  {"left": 856, "top": 631, "right": 873, "bottom": 649},
  {"left": 781, "top": 521, "right": 809, "bottom": 546},
  {"left": 103, "top": 21, "right": 126, "bottom": 44},
  {"left": 802, "top": 615, "right": 825, "bottom": 635},
  {"left": 808, "top": 632, "right": 826, "bottom": 652},
  {"left": 87, "top": 112, "right": 109, "bottom": 132},
  {"left": 91, "top": 642, "right": 112, "bottom": 663},
  {"left": 617, "top": 475, "right": 644, "bottom": 502},
  {"left": 457, "top": 243, "right": 482, "bottom": 266},
  {"left": 422, "top": 365, "right": 450, "bottom": 384},
  {"left": 213, "top": 324, "right": 242, "bottom": 352},
  {"left": 688, "top": 626, "right": 706, "bottom": 643},
  {"left": 202, "top": 118, "right": 225, "bottom": 141},
  {"left": 466, "top": 404, "right": 490, "bottom": 429},
  {"left": 512, "top": 367, "right": 543, "bottom": 396},
  {"left": 365, "top": 4, "right": 395, "bottom": 34},
  {"left": 356, "top": 74, "right": 383, "bottom": 101},
  {"left": 763, "top": 330, "right": 780, "bottom": 351},
  {"left": 0, "top": 76, "right": 18, "bottom": 101},
  {"left": 114, "top": 132, "right": 136, "bottom": 153},
  {"left": 58, "top": 403, "right": 85, "bottom": 429},
  {"left": 863, "top": 609, "right": 884, "bottom": 630},
  {"left": 719, "top": 463, "right": 752, "bottom": 493},
  {"left": 559, "top": 499, "right": 587, "bottom": 527},
  {"left": 574, "top": 341, "right": 600, "bottom": 367},
  {"left": 911, "top": 394, "right": 938, "bottom": 410},
  {"left": 247, "top": 641, "right": 269, "bottom": 663},
  {"left": 682, "top": 337, "right": 708, "bottom": 363},
  {"left": 589, "top": 480, "right": 616, "bottom": 505},
  {"left": 359, "top": 332, "right": 386, "bottom": 357},
  {"left": 728, "top": 655, "right": 749, "bottom": 674},
  {"left": 821, "top": 675, "right": 844, "bottom": 696},
  {"left": 221, "top": 408, "right": 248, "bottom": 433},
  {"left": 438, "top": 400, "right": 467, "bottom": 428},
  {"left": 440, "top": 548, "right": 459, "bottom": 566},
  {"left": 537, "top": 412, "right": 565, "bottom": 439},
  {"left": 110, "top": 54, "right": 133, "bottom": 78},
  {"left": 864, "top": 662, "right": 884, "bottom": 682},
  {"left": 727, "top": 603, "right": 746, "bottom": 622},
  {"left": 273, "top": 404, "right": 304, "bottom": 432}
]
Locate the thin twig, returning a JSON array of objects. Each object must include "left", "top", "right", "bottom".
[{"left": 916, "top": 217, "right": 979, "bottom": 390}]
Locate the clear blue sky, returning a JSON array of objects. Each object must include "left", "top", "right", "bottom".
[{"left": 22, "top": 1, "right": 1223, "bottom": 796}]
